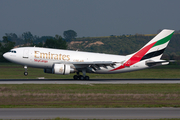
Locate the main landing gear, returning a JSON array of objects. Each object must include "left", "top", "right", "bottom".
[
  {"left": 73, "top": 71, "right": 90, "bottom": 80},
  {"left": 24, "top": 66, "right": 28, "bottom": 76},
  {"left": 73, "top": 75, "right": 89, "bottom": 80}
]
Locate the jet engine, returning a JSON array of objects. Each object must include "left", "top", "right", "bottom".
[
  {"left": 44, "top": 64, "right": 74, "bottom": 75},
  {"left": 53, "top": 64, "right": 74, "bottom": 75}
]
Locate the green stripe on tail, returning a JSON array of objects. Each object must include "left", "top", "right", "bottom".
[{"left": 152, "top": 32, "right": 174, "bottom": 48}]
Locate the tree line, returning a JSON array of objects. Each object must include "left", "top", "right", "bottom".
[{"left": 0, "top": 30, "right": 77, "bottom": 45}]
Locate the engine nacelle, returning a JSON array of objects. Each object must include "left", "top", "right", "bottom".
[{"left": 53, "top": 64, "right": 74, "bottom": 75}]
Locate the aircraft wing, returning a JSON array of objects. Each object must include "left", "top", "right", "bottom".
[{"left": 54, "top": 61, "right": 118, "bottom": 71}]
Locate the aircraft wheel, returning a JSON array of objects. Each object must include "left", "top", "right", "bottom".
[
  {"left": 85, "top": 76, "right": 89, "bottom": 80},
  {"left": 79, "top": 75, "right": 84, "bottom": 80},
  {"left": 73, "top": 75, "right": 78, "bottom": 80},
  {"left": 24, "top": 72, "right": 28, "bottom": 76}
]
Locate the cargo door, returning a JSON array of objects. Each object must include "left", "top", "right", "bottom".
[{"left": 23, "top": 49, "right": 29, "bottom": 59}]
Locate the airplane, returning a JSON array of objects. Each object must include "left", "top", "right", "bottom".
[{"left": 3, "top": 29, "right": 174, "bottom": 80}]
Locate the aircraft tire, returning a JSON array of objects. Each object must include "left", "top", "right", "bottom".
[
  {"left": 73, "top": 75, "right": 78, "bottom": 80},
  {"left": 85, "top": 76, "right": 89, "bottom": 80},
  {"left": 79, "top": 75, "right": 84, "bottom": 80},
  {"left": 24, "top": 72, "right": 28, "bottom": 76}
]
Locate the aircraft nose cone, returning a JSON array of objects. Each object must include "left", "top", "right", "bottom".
[
  {"left": 3, "top": 53, "right": 7, "bottom": 58},
  {"left": 3, "top": 52, "right": 10, "bottom": 60}
]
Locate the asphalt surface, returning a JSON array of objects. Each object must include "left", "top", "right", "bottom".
[
  {"left": 0, "top": 108, "right": 180, "bottom": 119},
  {"left": 0, "top": 79, "right": 180, "bottom": 84}
]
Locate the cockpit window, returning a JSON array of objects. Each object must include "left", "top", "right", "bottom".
[{"left": 9, "top": 50, "right": 16, "bottom": 53}]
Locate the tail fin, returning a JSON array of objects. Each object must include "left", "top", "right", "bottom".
[
  {"left": 124, "top": 29, "right": 174, "bottom": 66},
  {"left": 139, "top": 29, "right": 174, "bottom": 60},
  {"left": 128, "top": 29, "right": 174, "bottom": 61}
]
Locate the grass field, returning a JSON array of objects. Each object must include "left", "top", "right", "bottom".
[
  {"left": 0, "top": 84, "right": 180, "bottom": 108},
  {"left": 0, "top": 63, "right": 180, "bottom": 79}
]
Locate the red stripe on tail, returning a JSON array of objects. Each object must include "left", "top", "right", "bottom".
[{"left": 111, "top": 42, "right": 156, "bottom": 71}]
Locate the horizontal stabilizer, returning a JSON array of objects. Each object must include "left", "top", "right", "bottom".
[{"left": 145, "top": 59, "right": 175, "bottom": 67}]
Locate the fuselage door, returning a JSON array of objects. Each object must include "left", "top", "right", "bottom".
[{"left": 23, "top": 49, "right": 29, "bottom": 59}]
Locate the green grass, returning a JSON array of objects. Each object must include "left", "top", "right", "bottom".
[
  {"left": 0, "top": 84, "right": 180, "bottom": 108},
  {"left": 0, "top": 63, "right": 180, "bottom": 79}
]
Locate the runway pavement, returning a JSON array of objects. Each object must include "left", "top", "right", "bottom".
[
  {"left": 0, "top": 108, "right": 180, "bottom": 119},
  {"left": 0, "top": 79, "right": 180, "bottom": 84}
]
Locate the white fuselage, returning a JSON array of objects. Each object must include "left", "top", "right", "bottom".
[{"left": 3, "top": 47, "right": 149, "bottom": 74}]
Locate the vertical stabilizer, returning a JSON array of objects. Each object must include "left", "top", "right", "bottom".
[{"left": 139, "top": 29, "right": 174, "bottom": 60}]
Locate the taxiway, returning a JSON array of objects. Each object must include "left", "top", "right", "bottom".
[
  {"left": 0, "top": 108, "right": 180, "bottom": 119},
  {"left": 0, "top": 79, "right": 180, "bottom": 84}
]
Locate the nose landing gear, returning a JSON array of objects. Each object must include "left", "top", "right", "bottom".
[{"left": 24, "top": 66, "right": 28, "bottom": 76}]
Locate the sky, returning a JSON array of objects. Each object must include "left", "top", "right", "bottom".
[{"left": 0, "top": 0, "right": 180, "bottom": 39}]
